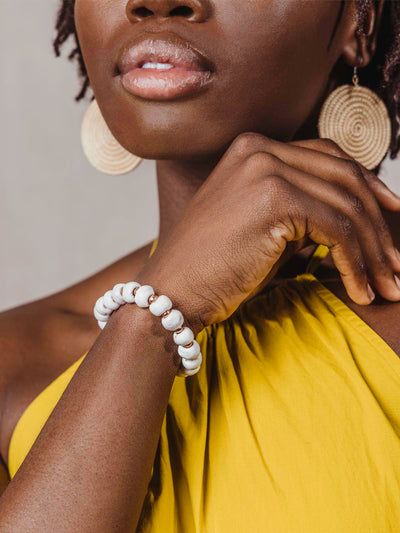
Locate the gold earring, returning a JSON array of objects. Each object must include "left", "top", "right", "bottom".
[
  {"left": 318, "top": 62, "right": 391, "bottom": 170},
  {"left": 81, "top": 99, "right": 142, "bottom": 176}
]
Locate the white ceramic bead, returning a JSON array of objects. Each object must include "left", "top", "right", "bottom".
[
  {"left": 149, "top": 295, "right": 173, "bottom": 316},
  {"left": 135, "top": 285, "right": 155, "bottom": 308},
  {"left": 178, "top": 340, "right": 201, "bottom": 360},
  {"left": 103, "top": 290, "right": 120, "bottom": 311},
  {"left": 162, "top": 309, "right": 184, "bottom": 331},
  {"left": 94, "top": 279, "right": 202, "bottom": 377},
  {"left": 122, "top": 281, "right": 141, "bottom": 304},
  {"left": 177, "top": 364, "right": 200, "bottom": 377},
  {"left": 94, "top": 308, "right": 109, "bottom": 322},
  {"left": 95, "top": 296, "right": 111, "bottom": 315},
  {"left": 112, "top": 283, "right": 126, "bottom": 305},
  {"left": 173, "top": 327, "right": 194, "bottom": 346},
  {"left": 181, "top": 352, "right": 202, "bottom": 370}
]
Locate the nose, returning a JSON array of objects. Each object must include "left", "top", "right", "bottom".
[{"left": 126, "top": 0, "right": 210, "bottom": 23}]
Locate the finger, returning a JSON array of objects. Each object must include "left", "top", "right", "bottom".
[
  {"left": 286, "top": 139, "right": 400, "bottom": 271},
  {"left": 230, "top": 134, "right": 400, "bottom": 273},
  {"left": 266, "top": 175, "right": 374, "bottom": 305},
  {"left": 230, "top": 133, "right": 400, "bottom": 212},
  {"left": 290, "top": 138, "right": 400, "bottom": 211},
  {"left": 254, "top": 152, "right": 400, "bottom": 302},
  {"left": 283, "top": 142, "right": 400, "bottom": 272}
]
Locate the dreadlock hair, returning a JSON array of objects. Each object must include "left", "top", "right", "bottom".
[
  {"left": 53, "top": 0, "right": 89, "bottom": 101},
  {"left": 53, "top": 0, "right": 400, "bottom": 163}
]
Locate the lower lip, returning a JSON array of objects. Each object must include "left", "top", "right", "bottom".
[{"left": 121, "top": 67, "right": 213, "bottom": 100}]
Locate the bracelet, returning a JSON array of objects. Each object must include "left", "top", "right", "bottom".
[{"left": 93, "top": 282, "right": 202, "bottom": 378}]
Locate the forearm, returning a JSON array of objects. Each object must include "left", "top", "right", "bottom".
[{"left": 0, "top": 284, "right": 181, "bottom": 531}]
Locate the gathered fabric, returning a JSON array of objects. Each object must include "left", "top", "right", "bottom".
[{"left": 8, "top": 241, "right": 400, "bottom": 532}]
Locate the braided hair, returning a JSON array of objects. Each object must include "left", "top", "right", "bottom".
[{"left": 53, "top": 0, "right": 400, "bottom": 161}]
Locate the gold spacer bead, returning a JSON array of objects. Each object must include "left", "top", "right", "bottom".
[
  {"left": 148, "top": 294, "right": 158, "bottom": 305},
  {"left": 174, "top": 326, "right": 185, "bottom": 335},
  {"left": 162, "top": 309, "right": 172, "bottom": 318},
  {"left": 133, "top": 286, "right": 139, "bottom": 296},
  {"left": 184, "top": 341, "right": 194, "bottom": 349}
]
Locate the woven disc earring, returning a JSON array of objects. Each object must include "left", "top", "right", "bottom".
[
  {"left": 81, "top": 99, "right": 142, "bottom": 175},
  {"left": 318, "top": 65, "right": 391, "bottom": 170}
]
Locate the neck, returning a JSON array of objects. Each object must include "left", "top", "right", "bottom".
[{"left": 155, "top": 157, "right": 221, "bottom": 244}]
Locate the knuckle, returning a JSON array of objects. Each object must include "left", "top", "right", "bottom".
[
  {"left": 344, "top": 191, "right": 366, "bottom": 216},
  {"left": 375, "top": 248, "right": 391, "bottom": 268},
  {"left": 244, "top": 151, "right": 279, "bottom": 174},
  {"left": 375, "top": 215, "right": 390, "bottom": 237},
  {"left": 341, "top": 161, "right": 368, "bottom": 193},
  {"left": 336, "top": 210, "right": 355, "bottom": 238},
  {"left": 263, "top": 173, "right": 289, "bottom": 193},
  {"left": 354, "top": 254, "right": 367, "bottom": 276},
  {"left": 230, "top": 132, "right": 270, "bottom": 155},
  {"left": 363, "top": 168, "right": 377, "bottom": 184},
  {"left": 318, "top": 138, "right": 344, "bottom": 156},
  {"left": 346, "top": 159, "right": 364, "bottom": 181},
  {"left": 260, "top": 175, "right": 298, "bottom": 212},
  {"left": 345, "top": 160, "right": 364, "bottom": 182}
]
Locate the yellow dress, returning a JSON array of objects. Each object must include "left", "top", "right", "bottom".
[{"left": 7, "top": 241, "right": 400, "bottom": 532}]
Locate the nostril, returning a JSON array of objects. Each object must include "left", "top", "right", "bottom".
[
  {"left": 133, "top": 7, "right": 154, "bottom": 18},
  {"left": 169, "top": 6, "right": 194, "bottom": 17}
]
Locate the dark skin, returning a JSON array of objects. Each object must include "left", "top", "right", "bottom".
[{"left": 0, "top": 0, "right": 400, "bottom": 529}]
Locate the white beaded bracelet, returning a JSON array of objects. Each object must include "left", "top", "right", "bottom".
[{"left": 93, "top": 282, "right": 202, "bottom": 377}]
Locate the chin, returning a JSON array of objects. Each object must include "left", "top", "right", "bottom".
[
  {"left": 98, "top": 89, "right": 233, "bottom": 162},
  {"left": 120, "top": 131, "right": 229, "bottom": 162}
]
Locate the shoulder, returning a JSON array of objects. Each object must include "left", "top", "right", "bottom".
[
  {"left": 46, "top": 239, "right": 155, "bottom": 317},
  {"left": 0, "top": 237, "right": 154, "bottom": 371},
  {"left": 0, "top": 238, "right": 154, "bottom": 354},
  {"left": 317, "top": 274, "right": 400, "bottom": 359},
  {"left": 312, "top": 209, "right": 400, "bottom": 358}
]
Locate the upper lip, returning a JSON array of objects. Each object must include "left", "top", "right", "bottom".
[{"left": 117, "top": 33, "right": 215, "bottom": 74}]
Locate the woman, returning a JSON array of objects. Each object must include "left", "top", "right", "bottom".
[{"left": 1, "top": 0, "right": 400, "bottom": 530}]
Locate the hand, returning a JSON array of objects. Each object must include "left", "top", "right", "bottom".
[{"left": 139, "top": 133, "right": 400, "bottom": 334}]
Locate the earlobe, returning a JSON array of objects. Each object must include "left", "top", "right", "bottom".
[{"left": 341, "top": 0, "right": 384, "bottom": 69}]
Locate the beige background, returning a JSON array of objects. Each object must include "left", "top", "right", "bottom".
[{"left": 1, "top": 1, "right": 400, "bottom": 312}]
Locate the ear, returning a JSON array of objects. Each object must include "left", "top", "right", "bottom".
[{"left": 341, "top": 0, "right": 385, "bottom": 67}]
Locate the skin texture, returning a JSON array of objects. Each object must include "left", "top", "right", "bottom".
[
  {"left": 0, "top": 0, "right": 400, "bottom": 530},
  {"left": 76, "top": 0, "right": 352, "bottom": 159},
  {"left": 72, "top": 0, "right": 400, "bottom": 325}
]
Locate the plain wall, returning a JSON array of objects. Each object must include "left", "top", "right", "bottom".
[{"left": 1, "top": 1, "right": 400, "bottom": 312}]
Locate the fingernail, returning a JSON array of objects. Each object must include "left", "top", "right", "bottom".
[
  {"left": 367, "top": 283, "right": 376, "bottom": 301},
  {"left": 395, "top": 274, "right": 400, "bottom": 291}
]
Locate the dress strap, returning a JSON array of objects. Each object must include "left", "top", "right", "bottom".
[
  {"left": 304, "top": 244, "right": 330, "bottom": 275},
  {"left": 149, "top": 238, "right": 159, "bottom": 258}
]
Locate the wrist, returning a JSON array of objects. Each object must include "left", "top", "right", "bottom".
[
  {"left": 106, "top": 301, "right": 181, "bottom": 375},
  {"left": 93, "top": 267, "right": 205, "bottom": 377},
  {"left": 134, "top": 267, "right": 206, "bottom": 337}
]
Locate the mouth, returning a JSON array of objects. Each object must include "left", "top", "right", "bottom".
[{"left": 116, "top": 35, "right": 215, "bottom": 101}]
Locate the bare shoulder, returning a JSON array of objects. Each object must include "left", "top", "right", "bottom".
[
  {"left": 0, "top": 238, "right": 154, "bottom": 357},
  {"left": 317, "top": 273, "right": 400, "bottom": 359},
  {"left": 314, "top": 210, "right": 400, "bottom": 358},
  {"left": 45, "top": 238, "right": 155, "bottom": 317},
  {"left": 0, "top": 238, "right": 155, "bottom": 464},
  {"left": 0, "top": 237, "right": 154, "bottom": 377}
]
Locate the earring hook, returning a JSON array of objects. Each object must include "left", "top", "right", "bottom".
[{"left": 352, "top": 56, "right": 364, "bottom": 87}]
